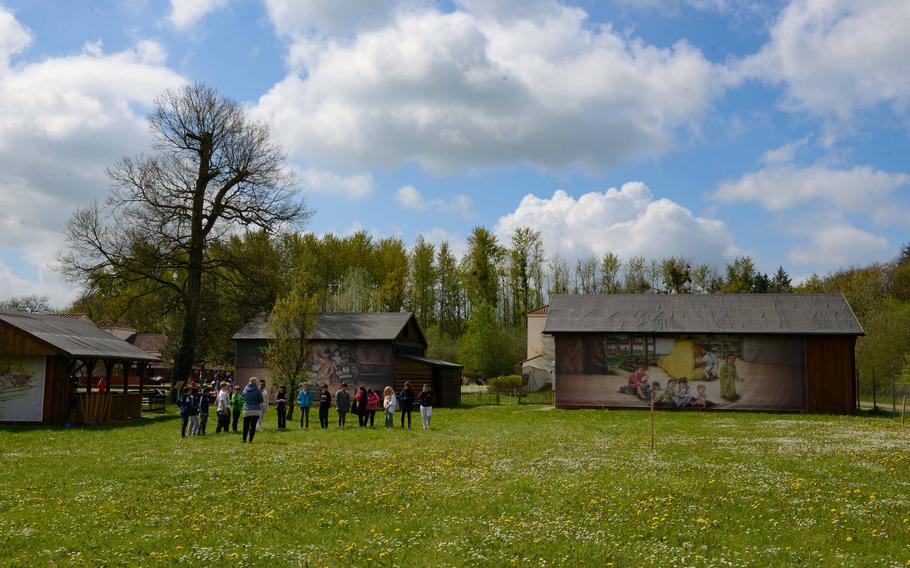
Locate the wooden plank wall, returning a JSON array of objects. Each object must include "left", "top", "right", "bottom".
[
  {"left": 0, "top": 321, "right": 57, "bottom": 356},
  {"left": 805, "top": 335, "right": 856, "bottom": 414},
  {"left": 436, "top": 367, "right": 462, "bottom": 407},
  {"left": 393, "top": 357, "right": 431, "bottom": 395},
  {"left": 43, "top": 356, "right": 73, "bottom": 424}
]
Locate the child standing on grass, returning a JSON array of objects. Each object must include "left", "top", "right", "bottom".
[
  {"left": 187, "top": 388, "right": 200, "bottom": 436},
  {"left": 197, "top": 387, "right": 211, "bottom": 435},
  {"left": 230, "top": 385, "right": 243, "bottom": 432},
  {"left": 355, "top": 385, "right": 368, "bottom": 428},
  {"left": 179, "top": 386, "right": 192, "bottom": 437},
  {"left": 383, "top": 386, "right": 397, "bottom": 429},
  {"left": 297, "top": 383, "right": 312, "bottom": 430},
  {"left": 242, "top": 378, "right": 264, "bottom": 444},
  {"left": 276, "top": 385, "right": 287, "bottom": 429},
  {"left": 399, "top": 381, "right": 415, "bottom": 429},
  {"left": 318, "top": 383, "right": 331, "bottom": 429},
  {"left": 215, "top": 382, "right": 231, "bottom": 433},
  {"left": 366, "top": 388, "right": 380, "bottom": 427},
  {"left": 418, "top": 383, "right": 433, "bottom": 430},
  {"left": 335, "top": 382, "right": 350, "bottom": 429}
]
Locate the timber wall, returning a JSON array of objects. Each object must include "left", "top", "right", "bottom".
[{"left": 805, "top": 335, "right": 856, "bottom": 414}]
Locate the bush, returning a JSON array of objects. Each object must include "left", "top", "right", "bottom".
[{"left": 487, "top": 375, "right": 523, "bottom": 394}]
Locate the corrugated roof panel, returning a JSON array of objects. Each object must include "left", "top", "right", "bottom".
[
  {"left": 0, "top": 310, "right": 160, "bottom": 361},
  {"left": 542, "top": 294, "right": 864, "bottom": 336}
]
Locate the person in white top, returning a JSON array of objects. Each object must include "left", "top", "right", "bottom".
[
  {"left": 257, "top": 379, "right": 269, "bottom": 431},
  {"left": 382, "top": 386, "right": 398, "bottom": 429},
  {"left": 215, "top": 381, "right": 231, "bottom": 433}
]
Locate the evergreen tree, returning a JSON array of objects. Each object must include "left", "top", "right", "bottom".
[
  {"left": 770, "top": 266, "right": 792, "bottom": 293},
  {"left": 465, "top": 227, "right": 502, "bottom": 308}
]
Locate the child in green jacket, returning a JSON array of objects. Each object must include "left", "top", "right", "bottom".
[{"left": 230, "top": 385, "right": 244, "bottom": 432}]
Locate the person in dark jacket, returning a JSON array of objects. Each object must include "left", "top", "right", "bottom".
[
  {"left": 275, "top": 385, "right": 287, "bottom": 429},
  {"left": 418, "top": 383, "right": 434, "bottom": 430},
  {"left": 241, "top": 378, "right": 264, "bottom": 443},
  {"left": 399, "top": 382, "right": 415, "bottom": 429},
  {"left": 197, "top": 387, "right": 211, "bottom": 435},
  {"left": 335, "top": 383, "right": 351, "bottom": 429},
  {"left": 179, "top": 386, "right": 192, "bottom": 438},
  {"left": 318, "top": 383, "right": 331, "bottom": 429}
]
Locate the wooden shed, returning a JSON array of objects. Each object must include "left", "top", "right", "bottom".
[
  {"left": 544, "top": 294, "right": 863, "bottom": 414},
  {"left": 232, "top": 312, "right": 462, "bottom": 406},
  {"left": 0, "top": 310, "right": 160, "bottom": 424}
]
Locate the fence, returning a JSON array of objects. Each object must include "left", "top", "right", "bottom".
[
  {"left": 459, "top": 389, "right": 554, "bottom": 407},
  {"left": 857, "top": 368, "right": 910, "bottom": 412}
]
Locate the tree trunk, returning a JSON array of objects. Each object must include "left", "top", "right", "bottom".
[{"left": 173, "top": 247, "right": 203, "bottom": 385}]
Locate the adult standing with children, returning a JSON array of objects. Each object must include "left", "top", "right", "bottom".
[
  {"left": 242, "top": 378, "right": 264, "bottom": 443},
  {"left": 399, "top": 381, "right": 415, "bottom": 429}
]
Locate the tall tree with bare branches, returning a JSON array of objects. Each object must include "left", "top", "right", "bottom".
[{"left": 61, "top": 83, "right": 310, "bottom": 384}]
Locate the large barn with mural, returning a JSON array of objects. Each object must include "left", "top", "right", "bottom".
[
  {"left": 233, "top": 312, "right": 463, "bottom": 406},
  {"left": 544, "top": 294, "right": 863, "bottom": 414}
]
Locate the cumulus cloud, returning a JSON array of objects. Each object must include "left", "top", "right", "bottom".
[
  {"left": 739, "top": 0, "right": 910, "bottom": 121},
  {"left": 394, "top": 185, "right": 474, "bottom": 217},
  {"left": 298, "top": 167, "right": 373, "bottom": 199},
  {"left": 788, "top": 224, "right": 891, "bottom": 267},
  {"left": 254, "top": 1, "right": 721, "bottom": 173},
  {"left": 0, "top": 17, "right": 185, "bottom": 305},
  {"left": 168, "top": 0, "right": 227, "bottom": 29},
  {"left": 0, "top": 6, "right": 30, "bottom": 66},
  {"left": 494, "top": 183, "right": 737, "bottom": 267},
  {"left": 713, "top": 163, "right": 910, "bottom": 225}
]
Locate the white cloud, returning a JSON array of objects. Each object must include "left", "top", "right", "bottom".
[
  {"left": 0, "top": 15, "right": 185, "bottom": 306},
  {"left": 298, "top": 167, "right": 373, "bottom": 199},
  {"left": 788, "top": 224, "right": 890, "bottom": 267},
  {"left": 713, "top": 164, "right": 910, "bottom": 225},
  {"left": 760, "top": 136, "right": 809, "bottom": 165},
  {"left": 168, "top": 0, "right": 227, "bottom": 29},
  {"left": 495, "top": 183, "right": 737, "bottom": 267},
  {"left": 254, "top": 2, "right": 721, "bottom": 173},
  {"left": 419, "top": 226, "right": 468, "bottom": 257},
  {"left": 395, "top": 185, "right": 475, "bottom": 217},
  {"left": 0, "top": 6, "right": 30, "bottom": 67},
  {"left": 739, "top": 0, "right": 910, "bottom": 121}
]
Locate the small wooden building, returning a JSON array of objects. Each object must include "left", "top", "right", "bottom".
[
  {"left": 232, "top": 312, "right": 462, "bottom": 406},
  {"left": 0, "top": 310, "right": 160, "bottom": 424},
  {"left": 544, "top": 294, "right": 863, "bottom": 414}
]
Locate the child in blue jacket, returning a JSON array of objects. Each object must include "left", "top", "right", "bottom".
[{"left": 297, "top": 383, "right": 313, "bottom": 430}]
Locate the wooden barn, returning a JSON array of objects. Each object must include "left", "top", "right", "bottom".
[
  {"left": 544, "top": 294, "right": 863, "bottom": 414},
  {"left": 0, "top": 310, "right": 160, "bottom": 424},
  {"left": 233, "top": 312, "right": 462, "bottom": 406}
]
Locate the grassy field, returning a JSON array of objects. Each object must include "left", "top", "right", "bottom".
[{"left": 1, "top": 406, "right": 909, "bottom": 567}]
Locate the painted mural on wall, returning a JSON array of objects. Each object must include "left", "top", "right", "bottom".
[
  {"left": 555, "top": 334, "right": 806, "bottom": 410},
  {"left": 0, "top": 356, "right": 46, "bottom": 421},
  {"left": 309, "top": 341, "right": 395, "bottom": 393}
]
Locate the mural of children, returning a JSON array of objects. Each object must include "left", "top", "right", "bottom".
[
  {"left": 720, "top": 354, "right": 741, "bottom": 401},
  {"left": 694, "top": 344, "right": 719, "bottom": 380},
  {"left": 692, "top": 383, "right": 717, "bottom": 409},
  {"left": 673, "top": 378, "right": 694, "bottom": 407},
  {"left": 663, "top": 379, "right": 679, "bottom": 407},
  {"left": 623, "top": 367, "right": 651, "bottom": 400}
]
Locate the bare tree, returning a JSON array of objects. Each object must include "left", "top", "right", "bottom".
[
  {"left": 61, "top": 83, "right": 310, "bottom": 384},
  {"left": 0, "top": 294, "right": 50, "bottom": 313}
]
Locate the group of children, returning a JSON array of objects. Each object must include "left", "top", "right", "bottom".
[{"left": 179, "top": 378, "right": 436, "bottom": 442}]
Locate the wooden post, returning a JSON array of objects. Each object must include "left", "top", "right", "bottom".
[
  {"left": 138, "top": 363, "right": 147, "bottom": 394},
  {"left": 123, "top": 361, "right": 130, "bottom": 394},
  {"left": 103, "top": 359, "right": 114, "bottom": 394},
  {"left": 902, "top": 395, "right": 906, "bottom": 427},
  {"left": 872, "top": 368, "right": 877, "bottom": 411},
  {"left": 649, "top": 396, "right": 655, "bottom": 450}
]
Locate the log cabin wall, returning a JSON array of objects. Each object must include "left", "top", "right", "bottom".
[
  {"left": 0, "top": 321, "right": 57, "bottom": 356},
  {"left": 393, "top": 356, "right": 432, "bottom": 396},
  {"left": 805, "top": 335, "right": 856, "bottom": 414},
  {"left": 435, "top": 367, "right": 462, "bottom": 407},
  {"left": 42, "top": 356, "right": 74, "bottom": 424}
]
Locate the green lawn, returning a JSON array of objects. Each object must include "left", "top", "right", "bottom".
[{"left": 1, "top": 407, "right": 909, "bottom": 567}]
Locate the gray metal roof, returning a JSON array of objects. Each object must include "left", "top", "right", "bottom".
[
  {"left": 543, "top": 294, "right": 864, "bottom": 336},
  {"left": 0, "top": 310, "right": 161, "bottom": 361},
  {"left": 232, "top": 312, "right": 420, "bottom": 342},
  {"left": 398, "top": 354, "right": 463, "bottom": 369}
]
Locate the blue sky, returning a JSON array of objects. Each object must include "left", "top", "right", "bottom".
[{"left": 0, "top": 0, "right": 908, "bottom": 305}]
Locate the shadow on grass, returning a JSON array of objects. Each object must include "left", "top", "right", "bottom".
[{"left": 0, "top": 412, "right": 179, "bottom": 433}]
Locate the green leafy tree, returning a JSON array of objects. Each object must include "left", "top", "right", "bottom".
[
  {"left": 407, "top": 237, "right": 437, "bottom": 325},
  {"left": 661, "top": 257, "right": 691, "bottom": 294},
  {"left": 723, "top": 257, "right": 757, "bottom": 293},
  {"left": 509, "top": 226, "right": 544, "bottom": 325},
  {"left": 436, "top": 242, "right": 463, "bottom": 338},
  {"left": 265, "top": 281, "right": 318, "bottom": 390},
  {"left": 465, "top": 227, "right": 502, "bottom": 308},
  {"left": 600, "top": 252, "right": 622, "bottom": 294}
]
